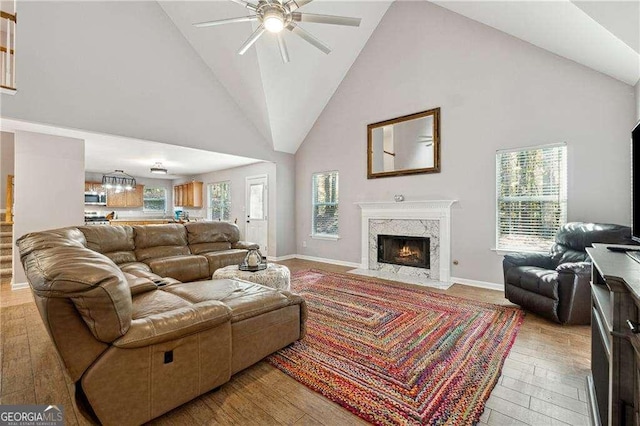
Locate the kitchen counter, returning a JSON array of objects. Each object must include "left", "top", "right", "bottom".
[{"left": 108, "top": 218, "right": 203, "bottom": 225}]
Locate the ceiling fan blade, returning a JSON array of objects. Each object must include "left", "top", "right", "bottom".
[
  {"left": 286, "top": 0, "right": 313, "bottom": 12},
  {"left": 229, "top": 0, "right": 258, "bottom": 11},
  {"left": 193, "top": 16, "right": 258, "bottom": 28},
  {"left": 276, "top": 34, "right": 290, "bottom": 63},
  {"left": 292, "top": 13, "right": 361, "bottom": 27},
  {"left": 288, "top": 23, "right": 330, "bottom": 54},
  {"left": 238, "top": 24, "right": 266, "bottom": 55}
]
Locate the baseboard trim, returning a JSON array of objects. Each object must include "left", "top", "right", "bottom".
[
  {"left": 11, "top": 281, "right": 29, "bottom": 290},
  {"left": 289, "top": 254, "right": 361, "bottom": 269},
  {"left": 268, "top": 254, "right": 297, "bottom": 262},
  {"left": 450, "top": 276, "right": 503, "bottom": 291}
]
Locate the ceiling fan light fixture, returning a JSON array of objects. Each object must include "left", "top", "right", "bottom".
[
  {"left": 150, "top": 162, "right": 168, "bottom": 174},
  {"left": 263, "top": 11, "right": 284, "bottom": 33}
]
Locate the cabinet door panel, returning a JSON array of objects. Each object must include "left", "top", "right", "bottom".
[
  {"left": 127, "top": 185, "right": 144, "bottom": 207},
  {"left": 106, "top": 188, "right": 126, "bottom": 207}
]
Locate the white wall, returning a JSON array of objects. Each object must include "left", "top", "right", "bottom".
[
  {"left": 177, "top": 162, "right": 279, "bottom": 257},
  {"left": 0, "top": 1, "right": 279, "bottom": 162},
  {"left": 13, "top": 131, "right": 84, "bottom": 285},
  {"left": 0, "top": 132, "right": 15, "bottom": 211},
  {"left": 0, "top": 1, "right": 296, "bottom": 256},
  {"left": 275, "top": 157, "right": 296, "bottom": 257},
  {"left": 636, "top": 80, "right": 640, "bottom": 120},
  {"left": 295, "top": 1, "right": 636, "bottom": 285}
]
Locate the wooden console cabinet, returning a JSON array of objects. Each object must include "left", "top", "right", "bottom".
[{"left": 587, "top": 244, "right": 640, "bottom": 425}]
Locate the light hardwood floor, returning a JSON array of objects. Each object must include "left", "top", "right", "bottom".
[{"left": 0, "top": 259, "right": 591, "bottom": 425}]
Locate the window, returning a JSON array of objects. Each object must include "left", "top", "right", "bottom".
[
  {"left": 208, "top": 181, "right": 231, "bottom": 221},
  {"left": 143, "top": 187, "right": 167, "bottom": 212},
  {"left": 312, "top": 171, "right": 339, "bottom": 238},
  {"left": 496, "top": 143, "right": 567, "bottom": 251}
]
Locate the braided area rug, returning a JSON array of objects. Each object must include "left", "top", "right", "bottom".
[{"left": 268, "top": 270, "right": 524, "bottom": 425}]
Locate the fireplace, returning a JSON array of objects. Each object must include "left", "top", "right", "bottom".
[{"left": 377, "top": 235, "right": 430, "bottom": 269}]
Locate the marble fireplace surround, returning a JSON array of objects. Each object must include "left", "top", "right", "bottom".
[{"left": 355, "top": 200, "right": 456, "bottom": 286}]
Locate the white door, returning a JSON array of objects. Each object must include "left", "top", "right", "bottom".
[{"left": 245, "top": 175, "right": 268, "bottom": 254}]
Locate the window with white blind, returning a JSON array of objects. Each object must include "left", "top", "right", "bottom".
[
  {"left": 208, "top": 181, "right": 231, "bottom": 221},
  {"left": 496, "top": 143, "right": 567, "bottom": 252},
  {"left": 143, "top": 188, "right": 167, "bottom": 212},
  {"left": 312, "top": 171, "right": 339, "bottom": 238}
]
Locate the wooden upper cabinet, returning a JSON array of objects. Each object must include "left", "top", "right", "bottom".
[
  {"left": 106, "top": 185, "right": 144, "bottom": 208},
  {"left": 106, "top": 188, "right": 126, "bottom": 207},
  {"left": 127, "top": 186, "right": 144, "bottom": 208},
  {"left": 191, "top": 182, "right": 203, "bottom": 208},
  {"left": 174, "top": 181, "right": 203, "bottom": 208},
  {"left": 85, "top": 182, "right": 103, "bottom": 193}
]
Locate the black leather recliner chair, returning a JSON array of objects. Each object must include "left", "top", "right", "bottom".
[{"left": 503, "top": 222, "right": 633, "bottom": 325}]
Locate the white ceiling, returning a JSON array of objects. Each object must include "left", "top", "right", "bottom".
[
  {"left": 1, "top": 118, "right": 265, "bottom": 179},
  {"left": 433, "top": 0, "right": 640, "bottom": 86},
  {"left": 158, "top": 0, "right": 639, "bottom": 155},
  {"left": 159, "top": 0, "right": 392, "bottom": 154}
]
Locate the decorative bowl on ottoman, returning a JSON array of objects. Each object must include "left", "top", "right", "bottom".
[{"left": 213, "top": 263, "right": 291, "bottom": 291}]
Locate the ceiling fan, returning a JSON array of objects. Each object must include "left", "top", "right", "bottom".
[{"left": 193, "top": 0, "right": 362, "bottom": 63}]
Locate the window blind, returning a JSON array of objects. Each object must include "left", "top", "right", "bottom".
[
  {"left": 312, "top": 171, "right": 339, "bottom": 236},
  {"left": 209, "top": 182, "right": 231, "bottom": 221},
  {"left": 496, "top": 144, "right": 567, "bottom": 251}
]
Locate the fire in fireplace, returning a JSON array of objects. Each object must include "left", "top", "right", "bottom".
[{"left": 377, "top": 235, "right": 430, "bottom": 269}]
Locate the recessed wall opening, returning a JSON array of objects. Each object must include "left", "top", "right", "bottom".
[{"left": 377, "top": 235, "right": 430, "bottom": 269}]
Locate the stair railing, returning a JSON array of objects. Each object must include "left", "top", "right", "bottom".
[{"left": 1, "top": 2, "right": 16, "bottom": 90}]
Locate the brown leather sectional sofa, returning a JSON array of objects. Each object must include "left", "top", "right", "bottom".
[{"left": 16, "top": 222, "right": 306, "bottom": 425}]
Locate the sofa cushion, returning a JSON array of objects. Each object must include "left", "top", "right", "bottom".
[
  {"left": 165, "top": 279, "right": 290, "bottom": 322},
  {"left": 123, "top": 272, "right": 158, "bottom": 296},
  {"left": 185, "top": 222, "right": 240, "bottom": 254},
  {"left": 132, "top": 289, "right": 192, "bottom": 319},
  {"left": 148, "top": 255, "right": 210, "bottom": 283},
  {"left": 201, "top": 249, "right": 248, "bottom": 275},
  {"left": 120, "top": 262, "right": 153, "bottom": 274},
  {"left": 79, "top": 225, "right": 137, "bottom": 265},
  {"left": 134, "top": 224, "right": 190, "bottom": 262},
  {"left": 190, "top": 242, "right": 232, "bottom": 255}
]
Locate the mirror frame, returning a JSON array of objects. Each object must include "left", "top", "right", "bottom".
[{"left": 367, "top": 107, "right": 441, "bottom": 179}]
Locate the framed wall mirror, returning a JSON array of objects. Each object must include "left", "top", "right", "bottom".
[{"left": 367, "top": 107, "right": 440, "bottom": 179}]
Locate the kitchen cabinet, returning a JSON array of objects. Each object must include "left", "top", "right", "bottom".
[
  {"left": 84, "top": 182, "right": 104, "bottom": 193},
  {"left": 174, "top": 182, "right": 203, "bottom": 208},
  {"left": 106, "top": 185, "right": 144, "bottom": 208}
]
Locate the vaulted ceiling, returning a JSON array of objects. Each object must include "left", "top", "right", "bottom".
[
  {"left": 159, "top": 0, "right": 392, "bottom": 154},
  {"left": 159, "top": 0, "right": 639, "bottom": 155}
]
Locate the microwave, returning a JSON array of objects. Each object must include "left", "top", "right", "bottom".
[{"left": 84, "top": 192, "right": 107, "bottom": 206}]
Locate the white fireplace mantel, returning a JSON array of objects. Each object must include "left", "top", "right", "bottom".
[{"left": 355, "top": 200, "right": 457, "bottom": 284}]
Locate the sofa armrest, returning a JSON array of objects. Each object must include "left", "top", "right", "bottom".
[
  {"left": 232, "top": 241, "right": 260, "bottom": 250},
  {"left": 503, "top": 252, "right": 554, "bottom": 269},
  {"left": 556, "top": 261, "right": 591, "bottom": 275},
  {"left": 556, "top": 261, "right": 592, "bottom": 325},
  {"left": 113, "top": 301, "right": 231, "bottom": 348}
]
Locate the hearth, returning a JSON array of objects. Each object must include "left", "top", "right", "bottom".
[{"left": 377, "top": 235, "right": 430, "bottom": 269}]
